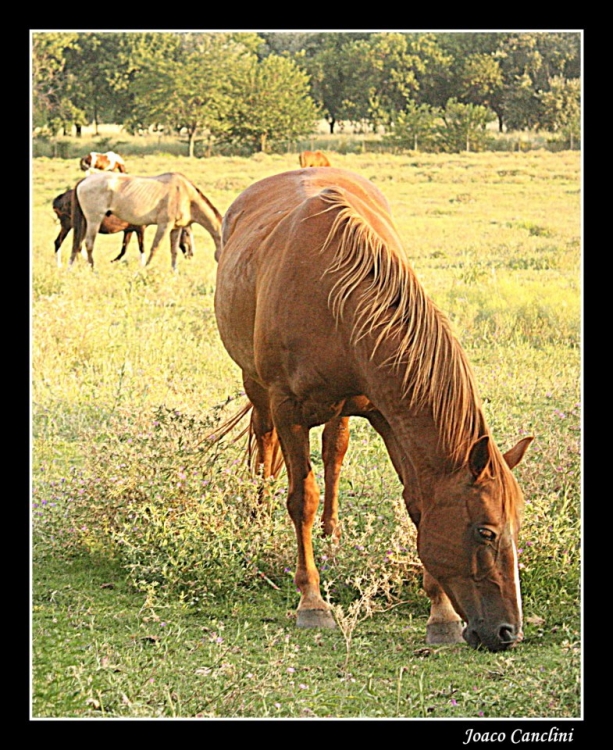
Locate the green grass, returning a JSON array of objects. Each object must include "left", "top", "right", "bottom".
[
  {"left": 32, "top": 551, "right": 580, "bottom": 719},
  {"left": 31, "top": 148, "right": 581, "bottom": 719}
]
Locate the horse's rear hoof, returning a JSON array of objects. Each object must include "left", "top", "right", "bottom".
[
  {"left": 297, "top": 609, "right": 337, "bottom": 629},
  {"left": 426, "top": 620, "right": 465, "bottom": 644}
]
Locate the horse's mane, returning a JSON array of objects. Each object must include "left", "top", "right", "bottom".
[
  {"left": 193, "top": 183, "right": 223, "bottom": 222},
  {"left": 316, "top": 187, "right": 518, "bottom": 517}
]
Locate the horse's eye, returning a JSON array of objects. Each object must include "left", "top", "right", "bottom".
[{"left": 477, "top": 527, "right": 496, "bottom": 542}]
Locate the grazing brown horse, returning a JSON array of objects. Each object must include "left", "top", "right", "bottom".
[
  {"left": 71, "top": 172, "right": 222, "bottom": 269},
  {"left": 52, "top": 189, "right": 193, "bottom": 267},
  {"left": 299, "top": 150, "right": 331, "bottom": 168},
  {"left": 215, "top": 167, "right": 532, "bottom": 651},
  {"left": 79, "top": 151, "right": 127, "bottom": 174}
]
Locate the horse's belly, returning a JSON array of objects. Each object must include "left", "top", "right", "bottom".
[
  {"left": 110, "top": 203, "right": 159, "bottom": 226},
  {"left": 214, "top": 251, "right": 259, "bottom": 381}
]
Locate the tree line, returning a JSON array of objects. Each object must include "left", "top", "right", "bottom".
[{"left": 32, "top": 31, "right": 581, "bottom": 154}]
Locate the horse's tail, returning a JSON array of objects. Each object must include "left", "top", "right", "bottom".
[
  {"left": 71, "top": 180, "right": 87, "bottom": 256},
  {"left": 247, "top": 412, "right": 285, "bottom": 478},
  {"left": 207, "top": 399, "right": 285, "bottom": 478}
]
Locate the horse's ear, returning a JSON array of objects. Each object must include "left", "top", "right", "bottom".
[
  {"left": 468, "top": 436, "right": 491, "bottom": 481},
  {"left": 503, "top": 437, "right": 533, "bottom": 470}
]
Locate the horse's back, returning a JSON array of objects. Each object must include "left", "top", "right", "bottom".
[
  {"left": 222, "top": 168, "right": 391, "bottom": 252},
  {"left": 76, "top": 172, "right": 189, "bottom": 226},
  {"left": 216, "top": 168, "right": 398, "bottom": 392}
]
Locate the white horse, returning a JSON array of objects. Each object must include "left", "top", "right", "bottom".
[
  {"left": 79, "top": 151, "right": 127, "bottom": 175},
  {"left": 71, "top": 172, "right": 222, "bottom": 270}
]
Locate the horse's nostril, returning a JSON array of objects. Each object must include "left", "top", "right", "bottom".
[{"left": 499, "top": 624, "right": 515, "bottom": 643}]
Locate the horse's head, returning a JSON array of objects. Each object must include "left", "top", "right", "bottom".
[
  {"left": 417, "top": 435, "right": 532, "bottom": 652},
  {"left": 79, "top": 153, "right": 93, "bottom": 171}
]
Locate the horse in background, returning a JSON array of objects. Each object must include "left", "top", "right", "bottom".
[
  {"left": 214, "top": 167, "right": 532, "bottom": 651},
  {"left": 299, "top": 150, "right": 331, "bottom": 167},
  {"left": 71, "top": 171, "right": 222, "bottom": 269},
  {"left": 80, "top": 151, "right": 127, "bottom": 174},
  {"left": 52, "top": 189, "right": 193, "bottom": 268}
]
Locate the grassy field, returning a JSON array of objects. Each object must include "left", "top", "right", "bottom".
[{"left": 31, "top": 149, "right": 581, "bottom": 723}]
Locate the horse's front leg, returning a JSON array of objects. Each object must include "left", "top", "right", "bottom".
[
  {"left": 423, "top": 568, "right": 464, "bottom": 644},
  {"left": 272, "top": 395, "right": 336, "bottom": 629},
  {"left": 135, "top": 226, "right": 146, "bottom": 266},
  {"left": 169, "top": 227, "right": 182, "bottom": 271},
  {"left": 321, "top": 416, "right": 350, "bottom": 541},
  {"left": 145, "top": 223, "right": 173, "bottom": 267}
]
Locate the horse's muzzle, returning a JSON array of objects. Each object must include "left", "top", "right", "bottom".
[{"left": 463, "top": 622, "right": 521, "bottom": 652}]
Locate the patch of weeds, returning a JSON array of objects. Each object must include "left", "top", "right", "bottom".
[{"left": 507, "top": 220, "right": 554, "bottom": 238}]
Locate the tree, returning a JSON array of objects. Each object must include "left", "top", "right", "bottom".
[
  {"left": 438, "top": 98, "right": 496, "bottom": 152},
  {"left": 125, "top": 34, "right": 248, "bottom": 157},
  {"left": 497, "top": 32, "right": 581, "bottom": 132},
  {"left": 223, "top": 54, "right": 320, "bottom": 152},
  {"left": 85, "top": 32, "right": 185, "bottom": 129},
  {"left": 458, "top": 53, "right": 505, "bottom": 131},
  {"left": 503, "top": 72, "right": 543, "bottom": 131},
  {"left": 384, "top": 100, "right": 440, "bottom": 152},
  {"left": 32, "top": 31, "right": 185, "bottom": 136},
  {"left": 539, "top": 77, "right": 581, "bottom": 148},
  {"left": 435, "top": 32, "right": 580, "bottom": 133},
  {"left": 61, "top": 33, "right": 118, "bottom": 135},
  {"left": 295, "top": 33, "right": 373, "bottom": 133},
  {"left": 32, "top": 32, "right": 82, "bottom": 134}
]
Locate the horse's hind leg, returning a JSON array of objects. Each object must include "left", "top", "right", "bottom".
[
  {"left": 70, "top": 220, "right": 101, "bottom": 269},
  {"left": 112, "top": 231, "right": 132, "bottom": 262},
  {"left": 244, "top": 378, "right": 280, "bottom": 500},
  {"left": 83, "top": 225, "right": 98, "bottom": 268},
  {"left": 271, "top": 392, "right": 336, "bottom": 629},
  {"left": 321, "top": 416, "right": 350, "bottom": 541},
  {"left": 54, "top": 225, "right": 70, "bottom": 268}
]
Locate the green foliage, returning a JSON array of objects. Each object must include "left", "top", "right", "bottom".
[
  {"left": 32, "top": 32, "right": 83, "bottom": 134},
  {"left": 33, "top": 404, "right": 421, "bottom": 605},
  {"left": 32, "top": 32, "right": 581, "bottom": 142},
  {"left": 437, "top": 98, "right": 497, "bottom": 152},
  {"left": 383, "top": 100, "right": 440, "bottom": 152},
  {"left": 222, "top": 54, "right": 321, "bottom": 153},
  {"left": 538, "top": 77, "right": 581, "bottom": 149},
  {"left": 125, "top": 34, "right": 248, "bottom": 157}
]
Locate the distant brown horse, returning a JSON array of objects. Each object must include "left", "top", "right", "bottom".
[
  {"left": 71, "top": 172, "right": 222, "bottom": 269},
  {"left": 215, "top": 167, "right": 532, "bottom": 651},
  {"left": 79, "top": 151, "right": 127, "bottom": 174},
  {"left": 299, "top": 150, "right": 331, "bottom": 167},
  {"left": 52, "top": 189, "right": 193, "bottom": 267}
]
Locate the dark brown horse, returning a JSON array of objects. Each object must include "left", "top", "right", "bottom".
[
  {"left": 214, "top": 167, "right": 532, "bottom": 651},
  {"left": 52, "top": 190, "right": 193, "bottom": 267},
  {"left": 71, "top": 172, "right": 222, "bottom": 269}
]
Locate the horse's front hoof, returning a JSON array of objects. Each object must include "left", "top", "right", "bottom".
[
  {"left": 426, "top": 620, "right": 465, "bottom": 644},
  {"left": 296, "top": 608, "right": 337, "bottom": 629}
]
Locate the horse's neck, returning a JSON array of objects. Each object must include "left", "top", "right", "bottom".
[
  {"left": 192, "top": 199, "right": 222, "bottom": 249},
  {"left": 355, "top": 333, "right": 478, "bottom": 485}
]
